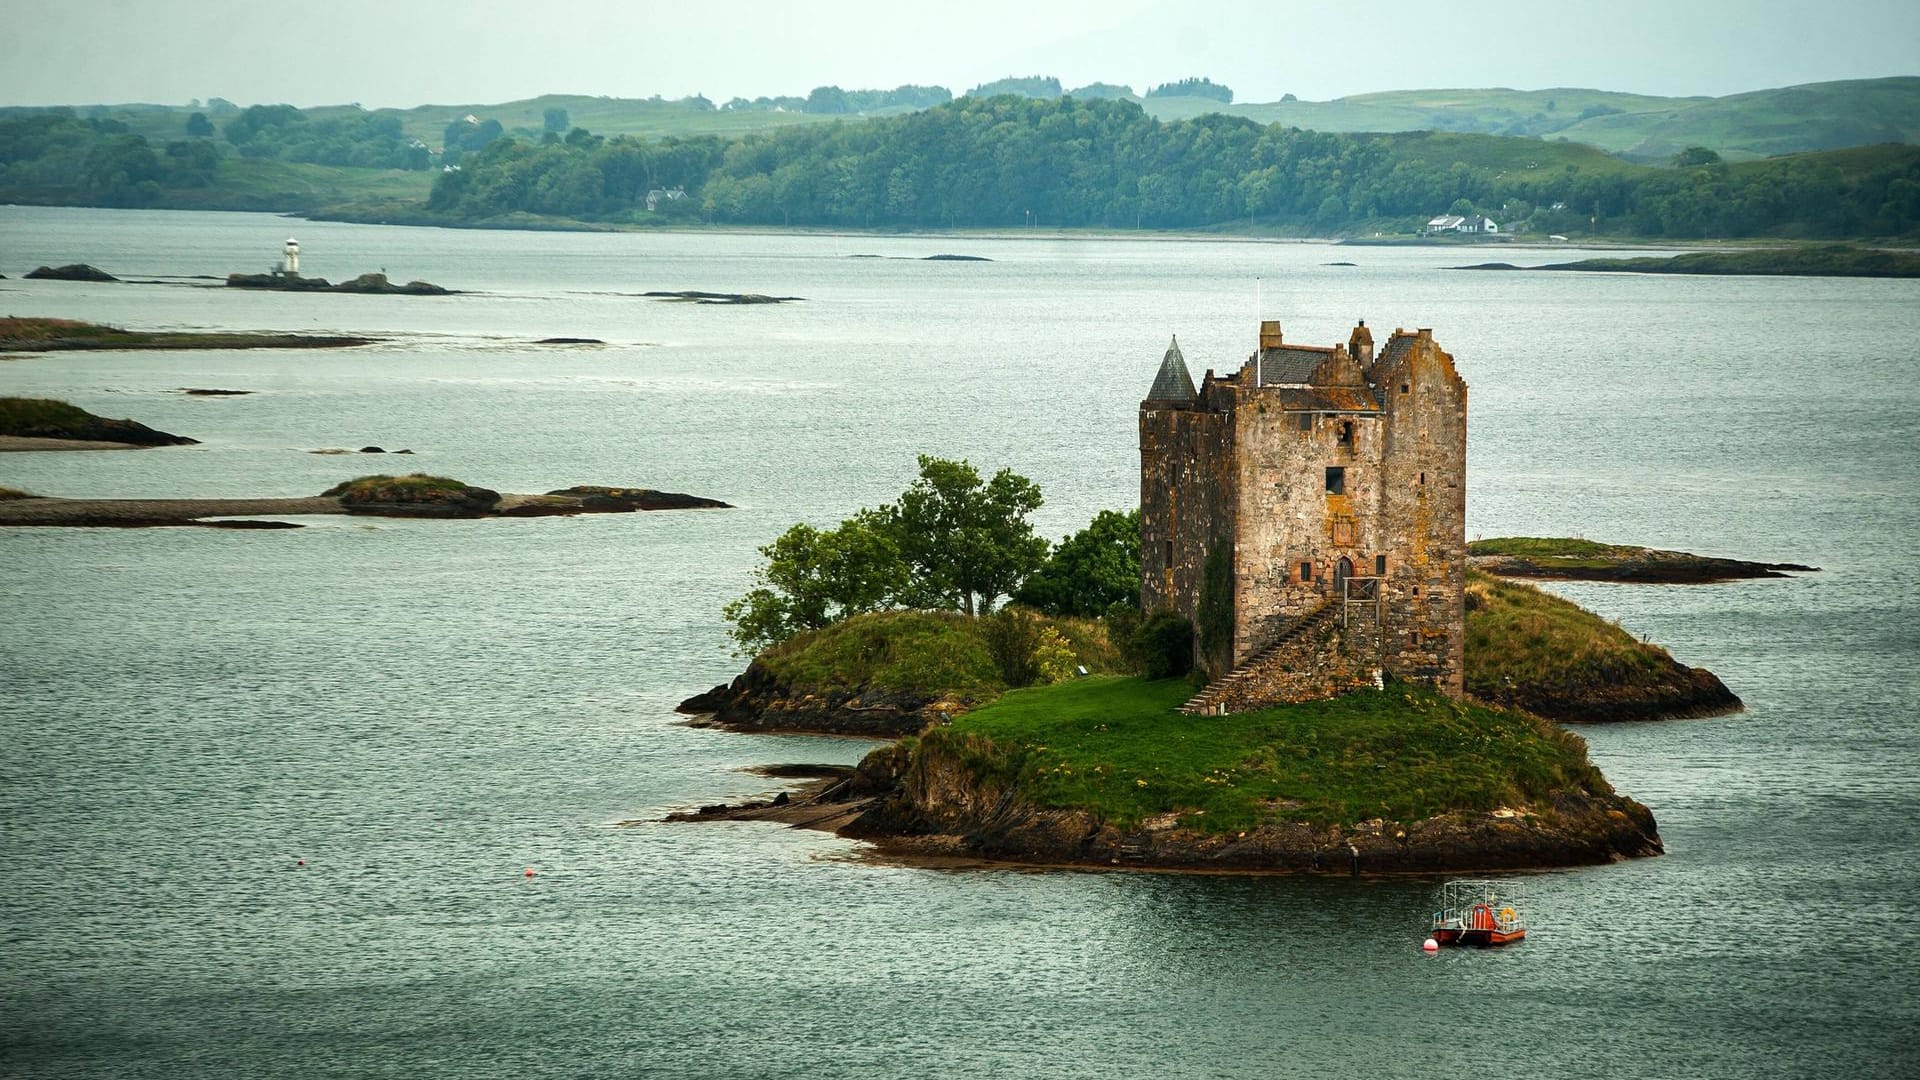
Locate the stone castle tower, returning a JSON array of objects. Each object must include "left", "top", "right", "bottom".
[{"left": 1139, "top": 320, "right": 1468, "bottom": 713}]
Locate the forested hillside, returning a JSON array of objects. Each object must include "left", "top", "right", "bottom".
[{"left": 423, "top": 96, "right": 1920, "bottom": 238}]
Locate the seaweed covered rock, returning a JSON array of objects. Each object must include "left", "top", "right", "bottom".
[{"left": 320, "top": 474, "right": 500, "bottom": 517}]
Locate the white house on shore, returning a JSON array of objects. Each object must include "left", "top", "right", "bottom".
[{"left": 1423, "top": 214, "right": 1500, "bottom": 236}]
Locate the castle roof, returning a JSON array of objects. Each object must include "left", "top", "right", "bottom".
[
  {"left": 1257, "top": 345, "right": 1335, "bottom": 385},
  {"left": 1146, "top": 336, "right": 1197, "bottom": 404}
]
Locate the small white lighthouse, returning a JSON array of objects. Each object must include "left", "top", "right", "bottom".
[{"left": 282, "top": 237, "right": 300, "bottom": 276}]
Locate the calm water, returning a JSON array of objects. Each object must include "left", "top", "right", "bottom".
[{"left": 2, "top": 206, "right": 1916, "bottom": 1078}]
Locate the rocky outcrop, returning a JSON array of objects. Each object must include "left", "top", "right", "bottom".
[
  {"left": 676, "top": 661, "right": 957, "bottom": 737},
  {"left": 1473, "top": 661, "right": 1741, "bottom": 723},
  {"left": 25, "top": 264, "right": 117, "bottom": 282},
  {"left": 0, "top": 400, "right": 196, "bottom": 447},
  {"left": 1471, "top": 549, "right": 1819, "bottom": 583},
  {"left": 496, "top": 486, "right": 732, "bottom": 517},
  {"left": 321, "top": 478, "right": 501, "bottom": 518},
  {"left": 679, "top": 739, "right": 1663, "bottom": 875},
  {"left": 642, "top": 290, "right": 802, "bottom": 304},
  {"left": 225, "top": 272, "right": 451, "bottom": 295}
]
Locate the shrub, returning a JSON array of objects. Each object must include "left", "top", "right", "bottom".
[
  {"left": 981, "top": 607, "right": 1045, "bottom": 688},
  {"left": 1127, "top": 609, "right": 1194, "bottom": 679}
]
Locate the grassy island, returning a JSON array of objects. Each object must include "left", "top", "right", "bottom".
[
  {"left": 0, "top": 317, "right": 374, "bottom": 354},
  {"left": 0, "top": 396, "right": 196, "bottom": 448},
  {"left": 923, "top": 676, "right": 1604, "bottom": 830},
  {"left": 1469, "top": 536, "right": 1816, "bottom": 583},
  {"left": 685, "top": 573, "right": 1739, "bottom": 732},
  {"left": 690, "top": 674, "right": 1664, "bottom": 872}
]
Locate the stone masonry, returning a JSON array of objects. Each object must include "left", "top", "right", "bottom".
[{"left": 1140, "top": 320, "right": 1468, "bottom": 710}]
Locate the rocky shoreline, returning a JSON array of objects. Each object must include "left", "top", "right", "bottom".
[
  {"left": 677, "top": 661, "right": 954, "bottom": 738},
  {"left": 669, "top": 750, "right": 1664, "bottom": 875}
]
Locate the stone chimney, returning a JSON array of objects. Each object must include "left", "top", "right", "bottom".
[
  {"left": 1259, "top": 320, "right": 1283, "bottom": 350},
  {"left": 1348, "top": 319, "right": 1374, "bottom": 366}
]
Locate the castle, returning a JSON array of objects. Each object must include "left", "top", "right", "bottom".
[{"left": 1139, "top": 320, "right": 1468, "bottom": 713}]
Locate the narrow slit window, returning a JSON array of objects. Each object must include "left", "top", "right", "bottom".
[
  {"left": 1413, "top": 585, "right": 1420, "bottom": 597},
  {"left": 1418, "top": 471, "right": 1426, "bottom": 485},
  {"left": 1300, "top": 561, "right": 1313, "bottom": 582},
  {"left": 1325, "top": 467, "right": 1345, "bottom": 495},
  {"left": 1375, "top": 555, "right": 1386, "bottom": 575},
  {"left": 1409, "top": 631, "right": 1420, "bottom": 646},
  {"left": 1164, "top": 540, "right": 1174, "bottom": 568}
]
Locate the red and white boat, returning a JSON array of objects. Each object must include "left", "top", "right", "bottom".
[{"left": 1430, "top": 880, "right": 1527, "bottom": 947}]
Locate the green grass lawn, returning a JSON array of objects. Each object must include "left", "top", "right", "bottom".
[
  {"left": 1469, "top": 537, "right": 1634, "bottom": 559},
  {"left": 930, "top": 675, "right": 1607, "bottom": 831}
]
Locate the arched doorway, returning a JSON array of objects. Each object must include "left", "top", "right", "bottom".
[{"left": 1335, "top": 556, "right": 1354, "bottom": 595}]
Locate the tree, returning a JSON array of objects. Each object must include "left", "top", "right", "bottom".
[
  {"left": 1672, "top": 146, "right": 1723, "bottom": 168},
  {"left": 804, "top": 86, "right": 849, "bottom": 114},
  {"left": 883, "top": 456, "right": 1047, "bottom": 616},
  {"left": 185, "top": 111, "right": 214, "bottom": 137},
  {"left": 543, "top": 107, "right": 570, "bottom": 134},
  {"left": 721, "top": 513, "right": 907, "bottom": 652},
  {"left": 1012, "top": 509, "right": 1139, "bottom": 616}
]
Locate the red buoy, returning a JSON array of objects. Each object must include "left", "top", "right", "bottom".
[
  {"left": 524, "top": 868, "right": 535, "bottom": 878},
  {"left": 1423, "top": 938, "right": 1439, "bottom": 953}
]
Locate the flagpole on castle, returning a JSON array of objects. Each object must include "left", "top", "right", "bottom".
[{"left": 1254, "top": 276, "right": 1262, "bottom": 385}]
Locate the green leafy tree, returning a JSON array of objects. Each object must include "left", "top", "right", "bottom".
[
  {"left": 1013, "top": 509, "right": 1140, "bottom": 616},
  {"left": 185, "top": 111, "right": 214, "bottom": 137},
  {"left": 883, "top": 455, "right": 1047, "bottom": 616},
  {"left": 543, "top": 107, "right": 570, "bottom": 134},
  {"left": 721, "top": 512, "right": 907, "bottom": 652},
  {"left": 1672, "top": 146, "right": 1723, "bottom": 167}
]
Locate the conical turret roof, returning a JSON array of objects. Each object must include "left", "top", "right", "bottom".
[{"left": 1146, "top": 335, "right": 1197, "bottom": 404}]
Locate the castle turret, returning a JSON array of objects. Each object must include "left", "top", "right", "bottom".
[{"left": 1145, "top": 335, "right": 1197, "bottom": 406}]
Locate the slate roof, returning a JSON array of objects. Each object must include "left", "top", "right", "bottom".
[
  {"left": 1256, "top": 345, "right": 1334, "bottom": 385},
  {"left": 1146, "top": 336, "right": 1197, "bottom": 404}
]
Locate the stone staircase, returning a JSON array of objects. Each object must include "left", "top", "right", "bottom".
[{"left": 1180, "top": 601, "right": 1344, "bottom": 715}]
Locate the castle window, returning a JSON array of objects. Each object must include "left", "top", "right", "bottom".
[
  {"left": 1409, "top": 631, "right": 1421, "bottom": 647},
  {"left": 1401, "top": 382, "right": 1410, "bottom": 394},
  {"left": 1165, "top": 540, "right": 1174, "bottom": 568},
  {"left": 1325, "top": 467, "right": 1345, "bottom": 495},
  {"left": 1418, "top": 471, "right": 1426, "bottom": 486},
  {"left": 1300, "top": 561, "right": 1313, "bottom": 582},
  {"left": 1375, "top": 554, "right": 1387, "bottom": 575},
  {"left": 1296, "top": 412, "right": 1312, "bottom": 432},
  {"left": 1413, "top": 585, "right": 1420, "bottom": 597},
  {"left": 1337, "top": 421, "right": 1354, "bottom": 446}
]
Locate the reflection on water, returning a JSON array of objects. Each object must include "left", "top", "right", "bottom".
[{"left": 1, "top": 207, "right": 1916, "bottom": 1078}]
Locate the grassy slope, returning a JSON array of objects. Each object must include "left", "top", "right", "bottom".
[
  {"left": 755, "top": 609, "right": 1120, "bottom": 703},
  {"left": 1462, "top": 568, "right": 1671, "bottom": 700},
  {"left": 1559, "top": 77, "right": 1920, "bottom": 160},
  {"left": 929, "top": 676, "right": 1608, "bottom": 830},
  {"left": 0, "top": 397, "right": 97, "bottom": 433}
]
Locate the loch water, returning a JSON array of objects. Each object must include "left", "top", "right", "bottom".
[{"left": 1, "top": 206, "right": 1916, "bottom": 1079}]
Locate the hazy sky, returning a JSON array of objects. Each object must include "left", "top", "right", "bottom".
[{"left": 3, "top": 0, "right": 1916, "bottom": 108}]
